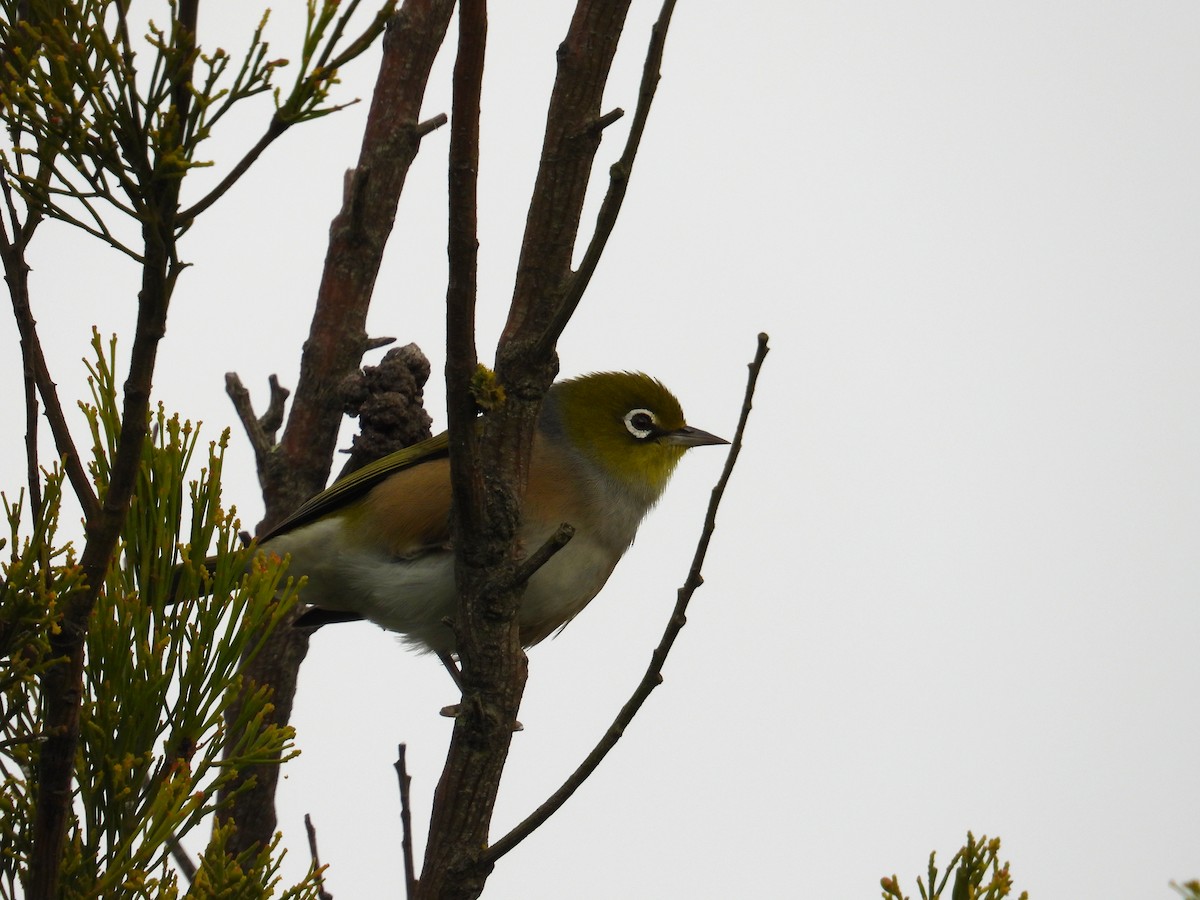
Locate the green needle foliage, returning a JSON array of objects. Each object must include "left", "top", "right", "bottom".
[
  {"left": 0, "top": 0, "right": 395, "bottom": 255},
  {"left": 881, "top": 832, "right": 1028, "bottom": 900},
  {"left": 0, "top": 333, "right": 319, "bottom": 897},
  {"left": 0, "top": 4, "right": 396, "bottom": 895}
]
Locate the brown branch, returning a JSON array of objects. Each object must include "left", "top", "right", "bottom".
[
  {"left": 258, "top": 373, "right": 290, "bottom": 435},
  {"left": 21, "top": 322, "right": 40, "bottom": 512},
  {"left": 432, "top": 522, "right": 574, "bottom": 705},
  {"left": 484, "top": 333, "right": 770, "bottom": 864},
  {"left": 542, "top": 0, "right": 678, "bottom": 355},
  {"left": 270, "top": 0, "right": 454, "bottom": 521},
  {"left": 220, "top": 0, "right": 455, "bottom": 860},
  {"left": 225, "top": 373, "right": 269, "bottom": 453},
  {"left": 319, "top": 0, "right": 399, "bottom": 74},
  {"left": 508, "top": 523, "right": 574, "bottom": 588},
  {"left": 0, "top": 204, "right": 98, "bottom": 519},
  {"left": 395, "top": 744, "right": 418, "bottom": 899},
  {"left": 417, "top": 112, "right": 449, "bottom": 136},
  {"left": 589, "top": 107, "right": 625, "bottom": 133},
  {"left": 304, "top": 813, "right": 333, "bottom": 900},
  {"left": 26, "top": 2, "right": 201, "bottom": 882},
  {"left": 177, "top": 117, "right": 289, "bottom": 223},
  {"left": 442, "top": 0, "right": 484, "bottom": 535},
  {"left": 0, "top": 175, "right": 47, "bottom": 511},
  {"left": 225, "top": 371, "right": 290, "bottom": 479},
  {"left": 497, "top": 0, "right": 635, "bottom": 361},
  {"left": 418, "top": 3, "right": 638, "bottom": 896},
  {"left": 442, "top": 0, "right": 484, "bottom": 475},
  {"left": 167, "top": 835, "right": 197, "bottom": 885},
  {"left": 418, "top": 6, "right": 496, "bottom": 896},
  {"left": 28, "top": 188, "right": 179, "bottom": 900},
  {"left": 365, "top": 335, "right": 398, "bottom": 351},
  {"left": 172, "top": 0, "right": 199, "bottom": 129}
]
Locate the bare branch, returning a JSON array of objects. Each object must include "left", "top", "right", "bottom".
[
  {"left": 21, "top": 321, "right": 40, "bottom": 513},
  {"left": 167, "top": 836, "right": 197, "bottom": 885},
  {"left": 498, "top": 0, "right": 636, "bottom": 359},
  {"left": 509, "top": 523, "right": 575, "bottom": 588},
  {"left": 417, "top": 112, "right": 449, "bottom": 136},
  {"left": 485, "top": 332, "right": 770, "bottom": 863},
  {"left": 395, "top": 744, "right": 418, "bottom": 900},
  {"left": 420, "top": 0, "right": 509, "bottom": 893},
  {"left": 273, "top": 0, "right": 455, "bottom": 513},
  {"left": 588, "top": 107, "right": 625, "bottom": 134},
  {"left": 221, "top": 0, "right": 455, "bottom": 860},
  {"left": 0, "top": 221, "right": 99, "bottom": 520},
  {"left": 259, "top": 374, "right": 291, "bottom": 436},
  {"left": 443, "top": 0, "right": 485, "bottom": 532},
  {"left": 224, "top": 372, "right": 285, "bottom": 476},
  {"left": 29, "top": 171, "right": 182, "bottom": 900},
  {"left": 365, "top": 335, "right": 398, "bottom": 351},
  {"left": 436, "top": 650, "right": 465, "bottom": 692},
  {"left": 421, "top": 2, "right": 638, "bottom": 894},
  {"left": 177, "top": 117, "right": 288, "bottom": 222},
  {"left": 542, "top": 0, "right": 679, "bottom": 354},
  {"left": 0, "top": 181, "right": 46, "bottom": 511},
  {"left": 304, "top": 814, "right": 333, "bottom": 900}
]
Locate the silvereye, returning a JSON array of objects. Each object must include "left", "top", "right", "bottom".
[{"left": 259, "top": 371, "right": 726, "bottom": 654}]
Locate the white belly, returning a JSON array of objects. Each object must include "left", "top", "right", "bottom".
[{"left": 266, "top": 518, "right": 620, "bottom": 654}]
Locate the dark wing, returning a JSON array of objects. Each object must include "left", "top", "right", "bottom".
[{"left": 259, "top": 431, "right": 450, "bottom": 543}]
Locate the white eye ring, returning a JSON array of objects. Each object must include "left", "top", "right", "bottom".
[{"left": 623, "top": 408, "right": 658, "bottom": 440}]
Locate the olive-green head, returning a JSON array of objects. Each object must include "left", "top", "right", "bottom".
[{"left": 542, "top": 371, "right": 727, "bottom": 505}]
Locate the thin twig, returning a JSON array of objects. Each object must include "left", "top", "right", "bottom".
[
  {"left": 435, "top": 650, "right": 464, "bottom": 692},
  {"left": 181, "top": 1, "right": 397, "bottom": 223},
  {"left": 0, "top": 184, "right": 41, "bottom": 509},
  {"left": 484, "top": 332, "right": 770, "bottom": 864},
  {"left": 509, "top": 523, "right": 575, "bottom": 589},
  {"left": 1, "top": 219, "right": 98, "bottom": 519},
  {"left": 304, "top": 813, "right": 333, "bottom": 900},
  {"left": 177, "top": 117, "right": 288, "bottom": 222},
  {"left": 430, "top": 523, "right": 576, "bottom": 693},
  {"left": 224, "top": 372, "right": 280, "bottom": 472},
  {"left": 394, "top": 744, "right": 418, "bottom": 899},
  {"left": 540, "top": 0, "right": 679, "bottom": 355},
  {"left": 28, "top": 164, "right": 181, "bottom": 900},
  {"left": 166, "top": 836, "right": 197, "bottom": 885}
]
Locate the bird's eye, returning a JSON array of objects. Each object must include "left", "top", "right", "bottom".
[{"left": 623, "top": 408, "right": 658, "bottom": 440}]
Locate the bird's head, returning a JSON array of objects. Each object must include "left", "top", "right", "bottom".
[{"left": 542, "top": 371, "right": 727, "bottom": 505}]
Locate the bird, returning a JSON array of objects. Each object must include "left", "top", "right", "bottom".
[{"left": 255, "top": 371, "right": 727, "bottom": 656}]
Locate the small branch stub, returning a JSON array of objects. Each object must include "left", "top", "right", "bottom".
[
  {"left": 510, "top": 523, "right": 575, "bottom": 589},
  {"left": 586, "top": 107, "right": 625, "bottom": 135},
  {"left": 417, "top": 112, "right": 449, "bottom": 136}
]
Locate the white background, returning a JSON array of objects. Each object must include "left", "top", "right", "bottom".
[{"left": 2, "top": 2, "right": 1199, "bottom": 897}]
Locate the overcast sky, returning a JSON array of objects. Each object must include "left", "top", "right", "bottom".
[{"left": 3, "top": 2, "right": 1199, "bottom": 897}]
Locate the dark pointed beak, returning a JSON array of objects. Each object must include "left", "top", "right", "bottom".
[{"left": 666, "top": 425, "right": 729, "bottom": 448}]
